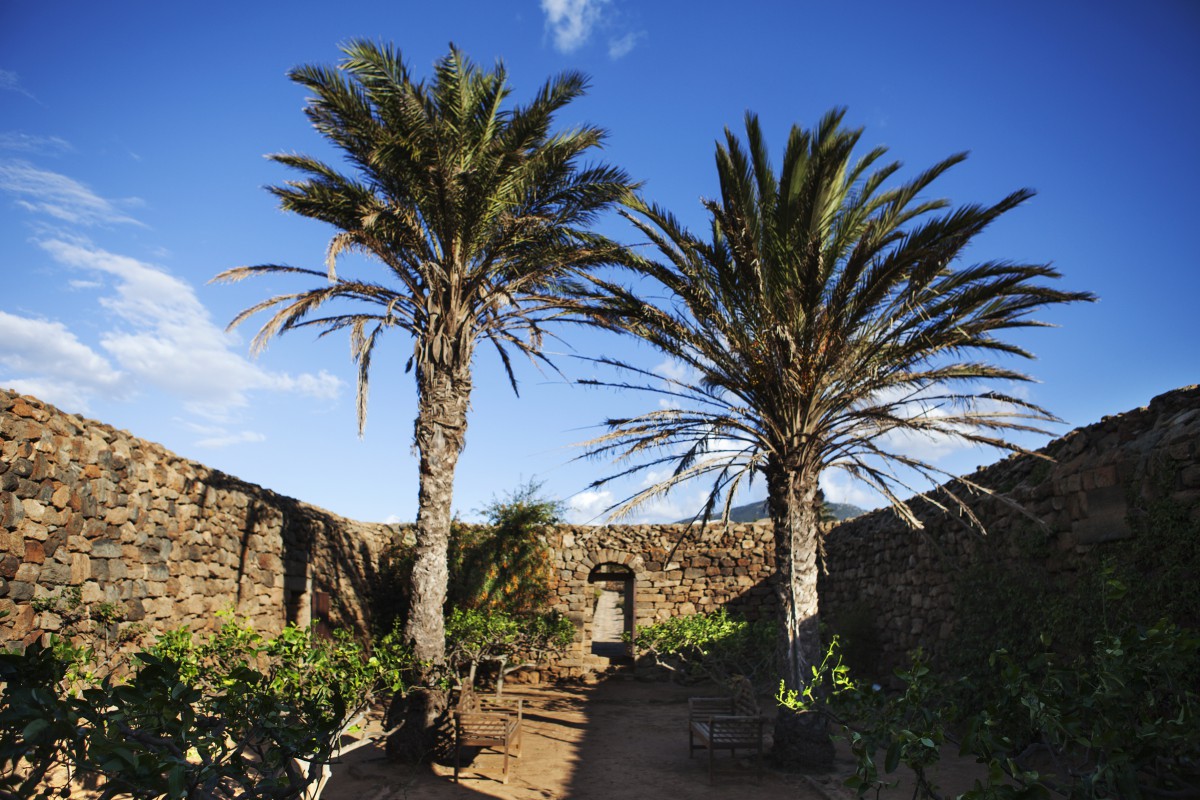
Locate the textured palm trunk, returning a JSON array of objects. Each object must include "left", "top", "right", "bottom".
[
  {"left": 389, "top": 362, "right": 471, "bottom": 762},
  {"left": 766, "top": 460, "right": 834, "bottom": 768}
]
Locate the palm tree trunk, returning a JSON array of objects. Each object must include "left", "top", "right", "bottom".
[
  {"left": 766, "top": 460, "right": 835, "bottom": 769},
  {"left": 389, "top": 363, "right": 472, "bottom": 762}
]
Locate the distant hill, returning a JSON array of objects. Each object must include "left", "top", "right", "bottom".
[{"left": 677, "top": 498, "right": 866, "bottom": 524}]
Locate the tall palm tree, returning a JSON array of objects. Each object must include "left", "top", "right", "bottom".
[
  {"left": 581, "top": 109, "right": 1094, "bottom": 765},
  {"left": 213, "top": 41, "right": 633, "bottom": 757}
]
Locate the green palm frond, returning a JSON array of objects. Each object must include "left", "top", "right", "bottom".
[
  {"left": 582, "top": 109, "right": 1094, "bottom": 527},
  {"left": 214, "top": 41, "right": 635, "bottom": 435}
]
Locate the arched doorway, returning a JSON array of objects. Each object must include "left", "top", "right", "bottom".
[{"left": 588, "top": 562, "right": 634, "bottom": 661}]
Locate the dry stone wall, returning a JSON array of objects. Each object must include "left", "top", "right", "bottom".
[
  {"left": 819, "top": 385, "right": 1200, "bottom": 675},
  {"left": 0, "top": 389, "right": 391, "bottom": 650},
  {"left": 0, "top": 387, "right": 780, "bottom": 673},
  {"left": 5, "top": 382, "right": 1198, "bottom": 681},
  {"left": 541, "top": 521, "right": 776, "bottom": 675}
]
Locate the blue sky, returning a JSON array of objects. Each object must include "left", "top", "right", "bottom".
[{"left": 2, "top": 1, "right": 1197, "bottom": 524}]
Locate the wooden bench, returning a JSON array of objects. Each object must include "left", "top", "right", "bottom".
[
  {"left": 453, "top": 687, "right": 523, "bottom": 784},
  {"left": 688, "top": 676, "right": 765, "bottom": 784}
]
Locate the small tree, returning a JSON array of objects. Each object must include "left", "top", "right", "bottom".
[{"left": 445, "top": 608, "right": 574, "bottom": 695}]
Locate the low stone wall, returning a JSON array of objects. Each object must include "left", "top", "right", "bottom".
[
  {"left": 819, "top": 385, "right": 1200, "bottom": 675},
  {"left": 0, "top": 389, "right": 390, "bottom": 650}
]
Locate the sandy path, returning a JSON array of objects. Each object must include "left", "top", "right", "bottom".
[
  {"left": 322, "top": 677, "right": 838, "bottom": 800},
  {"left": 322, "top": 674, "right": 995, "bottom": 800}
]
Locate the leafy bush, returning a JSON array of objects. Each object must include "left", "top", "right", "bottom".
[
  {"left": 948, "top": 484, "right": 1200, "bottom": 704},
  {"left": 630, "top": 608, "right": 774, "bottom": 687},
  {"left": 372, "top": 480, "right": 563, "bottom": 635},
  {"left": 447, "top": 480, "right": 562, "bottom": 614},
  {"left": 0, "top": 615, "right": 410, "bottom": 800},
  {"left": 781, "top": 621, "right": 1200, "bottom": 799}
]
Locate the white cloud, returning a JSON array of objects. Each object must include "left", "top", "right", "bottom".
[
  {"left": 186, "top": 423, "right": 268, "bottom": 449},
  {"left": 0, "top": 132, "right": 73, "bottom": 155},
  {"left": 0, "top": 311, "right": 126, "bottom": 413},
  {"left": 540, "top": 0, "right": 609, "bottom": 53},
  {"left": 607, "top": 31, "right": 643, "bottom": 59},
  {"left": 0, "top": 160, "right": 144, "bottom": 227},
  {"left": 654, "top": 357, "right": 694, "bottom": 385},
  {"left": 4, "top": 239, "right": 343, "bottom": 421},
  {"left": 567, "top": 473, "right": 721, "bottom": 525},
  {"left": 567, "top": 488, "right": 613, "bottom": 523},
  {"left": 2, "top": 378, "right": 97, "bottom": 415},
  {"left": 820, "top": 471, "right": 882, "bottom": 513}
]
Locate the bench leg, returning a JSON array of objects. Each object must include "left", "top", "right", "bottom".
[{"left": 503, "top": 742, "right": 510, "bottom": 785}]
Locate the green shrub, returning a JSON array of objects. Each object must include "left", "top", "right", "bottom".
[
  {"left": 447, "top": 480, "right": 562, "bottom": 614},
  {"left": 630, "top": 608, "right": 774, "bottom": 687},
  {"left": 782, "top": 620, "right": 1200, "bottom": 799},
  {"left": 445, "top": 607, "right": 574, "bottom": 693},
  {"left": 0, "top": 616, "right": 410, "bottom": 799},
  {"left": 372, "top": 480, "right": 563, "bottom": 635}
]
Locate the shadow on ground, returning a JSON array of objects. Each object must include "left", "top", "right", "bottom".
[{"left": 321, "top": 674, "right": 836, "bottom": 800}]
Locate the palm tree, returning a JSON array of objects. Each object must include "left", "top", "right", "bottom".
[
  {"left": 581, "top": 109, "right": 1094, "bottom": 765},
  {"left": 214, "top": 41, "right": 633, "bottom": 758}
]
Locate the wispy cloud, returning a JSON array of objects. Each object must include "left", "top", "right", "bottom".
[
  {"left": 0, "top": 160, "right": 144, "bottom": 227},
  {"left": 186, "top": 423, "right": 268, "bottom": 449},
  {"left": 0, "top": 132, "right": 73, "bottom": 155},
  {"left": 820, "top": 471, "right": 881, "bottom": 513},
  {"left": 37, "top": 239, "right": 342, "bottom": 420},
  {"left": 540, "top": 0, "right": 609, "bottom": 53},
  {"left": 607, "top": 31, "right": 644, "bottom": 59},
  {"left": 0, "top": 70, "right": 37, "bottom": 102}
]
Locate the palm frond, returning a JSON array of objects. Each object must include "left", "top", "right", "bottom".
[
  {"left": 582, "top": 109, "right": 1094, "bottom": 530},
  {"left": 218, "top": 41, "right": 635, "bottom": 425}
]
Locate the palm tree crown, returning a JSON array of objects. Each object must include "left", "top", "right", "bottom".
[
  {"left": 587, "top": 108, "right": 1092, "bottom": 524},
  {"left": 216, "top": 40, "right": 633, "bottom": 431},
  {"left": 582, "top": 108, "right": 1094, "bottom": 765}
]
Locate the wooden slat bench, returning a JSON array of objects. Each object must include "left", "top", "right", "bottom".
[
  {"left": 453, "top": 687, "right": 523, "bottom": 784},
  {"left": 688, "top": 676, "right": 765, "bottom": 784}
]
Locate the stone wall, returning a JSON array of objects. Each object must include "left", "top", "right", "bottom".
[
  {"left": 0, "top": 387, "right": 779, "bottom": 673},
  {"left": 0, "top": 389, "right": 391, "bottom": 650},
  {"left": 6, "top": 382, "right": 1199, "bottom": 681},
  {"left": 541, "top": 521, "right": 776, "bottom": 675},
  {"left": 819, "top": 385, "right": 1200, "bottom": 675}
]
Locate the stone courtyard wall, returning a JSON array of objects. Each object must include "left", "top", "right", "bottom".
[
  {"left": 819, "top": 384, "right": 1200, "bottom": 675},
  {"left": 5, "top": 383, "right": 1199, "bottom": 681},
  {"left": 0, "top": 387, "right": 776, "bottom": 668},
  {"left": 0, "top": 389, "right": 391, "bottom": 650}
]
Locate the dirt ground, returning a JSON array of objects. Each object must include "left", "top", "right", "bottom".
[{"left": 322, "top": 676, "right": 988, "bottom": 800}]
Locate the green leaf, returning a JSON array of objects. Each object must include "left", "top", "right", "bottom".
[
  {"left": 167, "top": 764, "right": 187, "bottom": 798},
  {"left": 884, "top": 741, "right": 901, "bottom": 773},
  {"left": 22, "top": 717, "right": 50, "bottom": 741}
]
